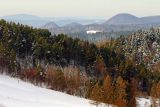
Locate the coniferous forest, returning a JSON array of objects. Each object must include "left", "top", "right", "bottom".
[{"left": 0, "top": 19, "right": 160, "bottom": 107}]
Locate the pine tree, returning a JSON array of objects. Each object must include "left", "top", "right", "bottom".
[
  {"left": 127, "top": 78, "right": 137, "bottom": 107},
  {"left": 114, "top": 76, "right": 128, "bottom": 107},
  {"left": 103, "top": 75, "right": 114, "bottom": 105},
  {"left": 90, "top": 83, "right": 103, "bottom": 107},
  {"left": 94, "top": 55, "right": 106, "bottom": 78}
]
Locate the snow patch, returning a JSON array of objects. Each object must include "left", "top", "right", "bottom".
[{"left": 136, "top": 97, "right": 151, "bottom": 107}]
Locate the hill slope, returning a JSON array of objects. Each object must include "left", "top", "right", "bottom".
[
  {"left": 0, "top": 74, "right": 151, "bottom": 107},
  {"left": 0, "top": 75, "right": 103, "bottom": 107}
]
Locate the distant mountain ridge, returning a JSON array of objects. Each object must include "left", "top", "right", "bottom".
[
  {"left": 2, "top": 14, "right": 44, "bottom": 20},
  {"left": 63, "top": 22, "right": 83, "bottom": 27},
  {"left": 1, "top": 14, "right": 105, "bottom": 27},
  {"left": 141, "top": 16, "right": 160, "bottom": 24},
  {"left": 1, "top": 13, "right": 160, "bottom": 34},
  {"left": 42, "top": 22, "right": 59, "bottom": 29},
  {"left": 105, "top": 13, "right": 140, "bottom": 25},
  {"left": 1, "top": 14, "right": 51, "bottom": 27},
  {"left": 105, "top": 13, "right": 160, "bottom": 25},
  {"left": 45, "top": 13, "right": 160, "bottom": 34}
]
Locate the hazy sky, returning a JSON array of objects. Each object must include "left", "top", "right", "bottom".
[{"left": 0, "top": 0, "right": 159, "bottom": 18}]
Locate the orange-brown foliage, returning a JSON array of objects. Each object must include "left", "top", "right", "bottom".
[{"left": 20, "top": 68, "right": 39, "bottom": 83}]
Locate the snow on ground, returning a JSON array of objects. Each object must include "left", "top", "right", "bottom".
[
  {"left": 0, "top": 74, "right": 108, "bottom": 107},
  {"left": 137, "top": 97, "right": 151, "bottom": 107},
  {"left": 0, "top": 74, "right": 152, "bottom": 107}
]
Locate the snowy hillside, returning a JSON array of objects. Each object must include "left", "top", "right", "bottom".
[
  {"left": 0, "top": 74, "right": 151, "bottom": 107},
  {"left": 0, "top": 75, "right": 108, "bottom": 107}
]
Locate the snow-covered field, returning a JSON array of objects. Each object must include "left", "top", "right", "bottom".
[
  {"left": 0, "top": 74, "right": 151, "bottom": 107},
  {"left": 0, "top": 75, "right": 108, "bottom": 107}
]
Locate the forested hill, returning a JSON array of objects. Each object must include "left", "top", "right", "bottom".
[
  {"left": 0, "top": 19, "right": 98, "bottom": 70},
  {"left": 0, "top": 19, "right": 160, "bottom": 107},
  {"left": 114, "top": 29, "right": 160, "bottom": 71}
]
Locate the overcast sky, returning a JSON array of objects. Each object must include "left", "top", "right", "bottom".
[{"left": 0, "top": 0, "right": 159, "bottom": 19}]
